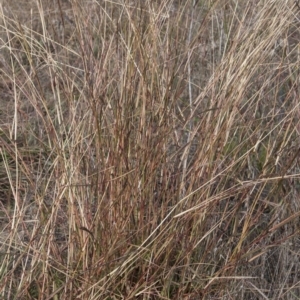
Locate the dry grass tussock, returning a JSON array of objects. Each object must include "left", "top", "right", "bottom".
[{"left": 0, "top": 0, "right": 300, "bottom": 299}]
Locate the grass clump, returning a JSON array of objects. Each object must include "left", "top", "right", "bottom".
[{"left": 0, "top": 0, "right": 300, "bottom": 299}]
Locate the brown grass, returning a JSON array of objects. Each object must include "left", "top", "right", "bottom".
[{"left": 0, "top": 0, "right": 300, "bottom": 299}]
